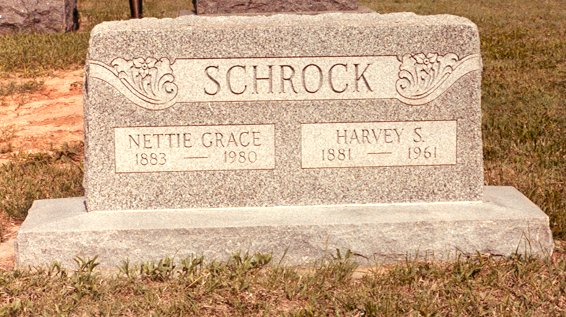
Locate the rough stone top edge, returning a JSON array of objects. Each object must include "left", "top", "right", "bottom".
[{"left": 90, "top": 11, "right": 477, "bottom": 36}]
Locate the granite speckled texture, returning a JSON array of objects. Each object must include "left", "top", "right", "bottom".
[
  {"left": 0, "top": 0, "right": 77, "bottom": 34},
  {"left": 196, "top": 0, "right": 358, "bottom": 15},
  {"left": 84, "top": 12, "right": 484, "bottom": 212},
  {"left": 16, "top": 187, "right": 554, "bottom": 269}
]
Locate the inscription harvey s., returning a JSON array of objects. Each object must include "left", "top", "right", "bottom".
[
  {"left": 301, "top": 121, "right": 457, "bottom": 168},
  {"left": 89, "top": 54, "right": 481, "bottom": 110},
  {"left": 114, "top": 125, "right": 275, "bottom": 173}
]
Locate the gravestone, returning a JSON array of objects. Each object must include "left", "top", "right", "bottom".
[
  {"left": 0, "top": 0, "right": 78, "bottom": 34},
  {"left": 15, "top": 7, "right": 553, "bottom": 268}
]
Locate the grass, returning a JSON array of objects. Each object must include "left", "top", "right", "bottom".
[
  {"left": 0, "top": 143, "right": 84, "bottom": 222},
  {"left": 0, "top": 0, "right": 564, "bottom": 314},
  {"left": 0, "top": 252, "right": 564, "bottom": 315},
  {"left": 0, "top": 126, "right": 16, "bottom": 154},
  {"left": 0, "top": 80, "right": 44, "bottom": 98}
]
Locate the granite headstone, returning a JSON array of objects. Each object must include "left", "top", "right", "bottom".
[
  {"left": 15, "top": 9, "right": 553, "bottom": 268},
  {"left": 83, "top": 13, "right": 483, "bottom": 211}
]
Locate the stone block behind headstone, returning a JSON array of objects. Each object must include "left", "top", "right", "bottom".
[
  {"left": 0, "top": 0, "right": 78, "bottom": 34},
  {"left": 196, "top": 0, "right": 358, "bottom": 15}
]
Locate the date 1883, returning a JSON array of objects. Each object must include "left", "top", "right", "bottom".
[{"left": 135, "top": 152, "right": 167, "bottom": 166}]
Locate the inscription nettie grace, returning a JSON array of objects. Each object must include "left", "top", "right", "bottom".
[
  {"left": 301, "top": 121, "right": 457, "bottom": 168},
  {"left": 114, "top": 125, "right": 275, "bottom": 173}
]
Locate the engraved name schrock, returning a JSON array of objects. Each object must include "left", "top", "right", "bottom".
[
  {"left": 89, "top": 54, "right": 481, "bottom": 110},
  {"left": 301, "top": 121, "right": 457, "bottom": 168},
  {"left": 114, "top": 125, "right": 275, "bottom": 173}
]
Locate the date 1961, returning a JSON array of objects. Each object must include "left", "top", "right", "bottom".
[{"left": 408, "top": 146, "right": 437, "bottom": 160}]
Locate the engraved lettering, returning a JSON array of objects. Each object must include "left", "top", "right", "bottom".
[
  {"left": 302, "top": 121, "right": 457, "bottom": 169},
  {"left": 280, "top": 65, "right": 298, "bottom": 94},
  {"left": 239, "top": 131, "right": 250, "bottom": 147},
  {"left": 253, "top": 65, "right": 274, "bottom": 94},
  {"left": 361, "top": 129, "right": 370, "bottom": 144},
  {"left": 154, "top": 134, "right": 162, "bottom": 148},
  {"left": 202, "top": 132, "right": 213, "bottom": 148},
  {"left": 252, "top": 131, "right": 262, "bottom": 146},
  {"left": 334, "top": 128, "right": 404, "bottom": 145},
  {"left": 215, "top": 132, "right": 225, "bottom": 147},
  {"left": 329, "top": 63, "right": 348, "bottom": 93},
  {"left": 227, "top": 65, "right": 247, "bottom": 95},
  {"left": 227, "top": 132, "right": 238, "bottom": 147},
  {"left": 413, "top": 127, "right": 424, "bottom": 143},
  {"left": 371, "top": 129, "right": 382, "bottom": 144},
  {"left": 354, "top": 63, "right": 373, "bottom": 92},
  {"left": 302, "top": 64, "right": 323, "bottom": 94},
  {"left": 115, "top": 125, "right": 275, "bottom": 173},
  {"left": 349, "top": 129, "right": 360, "bottom": 144},
  {"left": 165, "top": 133, "right": 179, "bottom": 148},
  {"left": 336, "top": 129, "right": 347, "bottom": 145},
  {"left": 93, "top": 54, "right": 482, "bottom": 109},
  {"left": 204, "top": 65, "right": 221, "bottom": 95},
  {"left": 129, "top": 135, "right": 140, "bottom": 149},
  {"left": 143, "top": 134, "right": 152, "bottom": 149},
  {"left": 199, "top": 60, "right": 383, "bottom": 97},
  {"left": 183, "top": 133, "right": 193, "bottom": 148}
]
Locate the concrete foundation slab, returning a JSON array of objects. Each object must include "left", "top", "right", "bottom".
[{"left": 15, "top": 186, "right": 553, "bottom": 269}]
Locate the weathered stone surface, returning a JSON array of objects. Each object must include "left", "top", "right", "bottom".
[
  {"left": 15, "top": 187, "right": 554, "bottom": 269},
  {"left": 196, "top": 0, "right": 358, "bottom": 15},
  {"left": 84, "top": 12, "right": 483, "bottom": 212},
  {"left": 0, "top": 0, "right": 77, "bottom": 34}
]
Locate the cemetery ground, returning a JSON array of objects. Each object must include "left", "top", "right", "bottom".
[{"left": 0, "top": 0, "right": 564, "bottom": 315}]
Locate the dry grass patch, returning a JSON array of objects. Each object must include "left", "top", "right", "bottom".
[
  {"left": 0, "top": 253, "right": 564, "bottom": 316},
  {"left": 0, "top": 143, "right": 84, "bottom": 222}
]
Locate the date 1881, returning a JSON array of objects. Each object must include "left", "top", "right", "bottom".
[{"left": 322, "top": 148, "right": 352, "bottom": 161}]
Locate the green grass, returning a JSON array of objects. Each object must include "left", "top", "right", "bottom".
[
  {"left": 1, "top": 252, "right": 564, "bottom": 315},
  {"left": 0, "top": 144, "right": 84, "bottom": 223}
]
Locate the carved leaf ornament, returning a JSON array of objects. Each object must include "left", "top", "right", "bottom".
[
  {"left": 88, "top": 57, "right": 178, "bottom": 110},
  {"left": 112, "top": 57, "right": 178, "bottom": 106},
  {"left": 396, "top": 52, "right": 479, "bottom": 102}
]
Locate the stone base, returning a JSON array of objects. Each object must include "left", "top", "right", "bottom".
[{"left": 16, "top": 187, "right": 553, "bottom": 269}]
